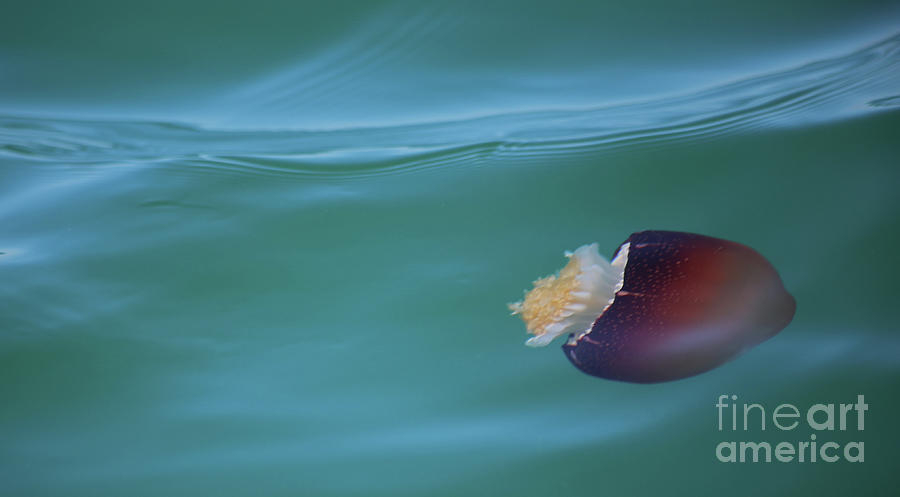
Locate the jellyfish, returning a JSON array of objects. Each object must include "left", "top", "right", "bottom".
[{"left": 508, "top": 231, "right": 795, "bottom": 383}]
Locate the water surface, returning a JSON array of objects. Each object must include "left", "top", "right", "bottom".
[{"left": 2, "top": 1, "right": 899, "bottom": 495}]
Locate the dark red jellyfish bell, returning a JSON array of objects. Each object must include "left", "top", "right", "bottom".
[{"left": 509, "top": 231, "right": 795, "bottom": 383}]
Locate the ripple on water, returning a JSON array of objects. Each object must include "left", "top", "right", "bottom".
[{"left": 1, "top": 33, "right": 898, "bottom": 179}]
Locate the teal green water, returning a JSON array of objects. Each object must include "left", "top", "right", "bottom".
[{"left": 2, "top": 1, "right": 900, "bottom": 495}]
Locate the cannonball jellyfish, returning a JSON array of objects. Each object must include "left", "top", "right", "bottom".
[{"left": 508, "top": 231, "right": 795, "bottom": 383}]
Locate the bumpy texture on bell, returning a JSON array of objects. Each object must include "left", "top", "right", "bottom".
[{"left": 562, "top": 231, "right": 795, "bottom": 383}]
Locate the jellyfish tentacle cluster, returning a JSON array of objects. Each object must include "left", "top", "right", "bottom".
[
  {"left": 508, "top": 243, "right": 628, "bottom": 347},
  {"left": 509, "top": 231, "right": 796, "bottom": 383}
]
